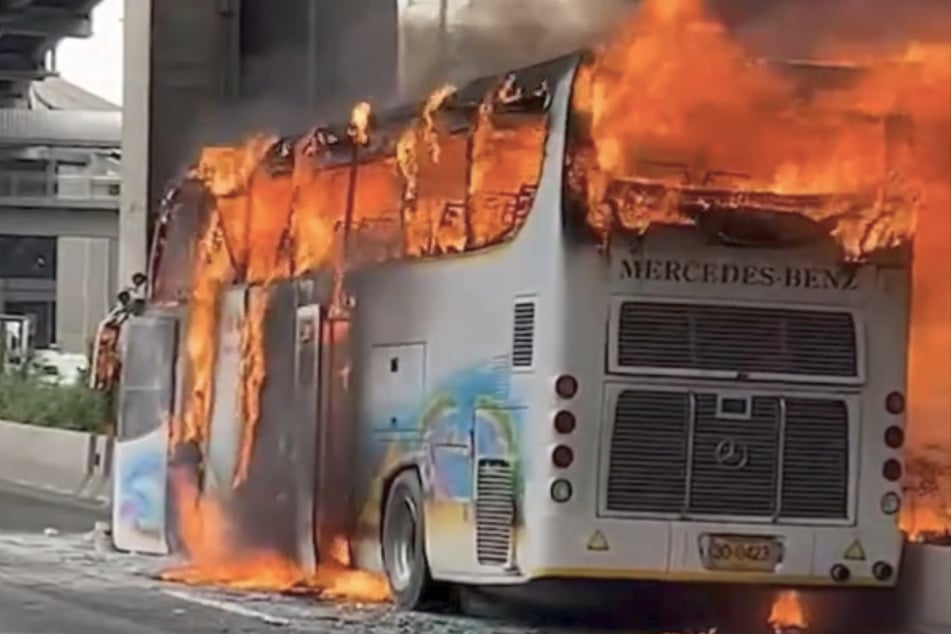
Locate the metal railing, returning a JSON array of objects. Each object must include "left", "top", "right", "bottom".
[{"left": 0, "top": 170, "right": 120, "bottom": 203}]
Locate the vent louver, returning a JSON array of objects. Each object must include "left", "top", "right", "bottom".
[{"left": 512, "top": 301, "right": 536, "bottom": 368}]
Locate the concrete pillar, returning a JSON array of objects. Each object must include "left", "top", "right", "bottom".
[
  {"left": 118, "top": 0, "right": 152, "bottom": 287},
  {"left": 56, "top": 237, "right": 112, "bottom": 354},
  {"left": 149, "top": 0, "right": 228, "bottom": 198}
]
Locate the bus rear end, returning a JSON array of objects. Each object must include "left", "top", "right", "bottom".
[{"left": 529, "top": 185, "right": 912, "bottom": 591}]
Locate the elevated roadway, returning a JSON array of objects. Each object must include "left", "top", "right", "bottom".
[{"left": 0, "top": 0, "right": 99, "bottom": 106}]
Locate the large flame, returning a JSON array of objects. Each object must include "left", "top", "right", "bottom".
[
  {"left": 570, "top": 0, "right": 949, "bottom": 534},
  {"left": 567, "top": 0, "right": 935, "bottom": 259},
  {"left": 161, "top": 468, "right": 390, "bottom": 602}
]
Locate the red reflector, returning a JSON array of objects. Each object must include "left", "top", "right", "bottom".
[
  {"left": 885, "top": 391, "right": 906, "bottom": 415},
  {"left": 555, "top": 375, "right": 578, "bottom": 399},
  {"left": 552, "top": 445, "right": 574, "bottom": 469},
  {"left": 554, "top": 411, "right": 577, "bottom": 434},
  {"left": 884, "top": 426, "right": 905, "bottom": 449},
  {"left": 883, "top": 459, "right": 903, "bottom": 482}
]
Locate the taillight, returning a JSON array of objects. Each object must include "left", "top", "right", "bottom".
[
  {"left": 884, "top": 426, "right": 905, "bottom": 449},
  {"left": 552, "top": 445, "right": 574, "bottom": 469},
  {"left": 883, "top": 459, "right": 903, "bottom": 482},
  {"left": 554, "top": 410, "right": 576, "bottom": 434},
  {"left": 555, "top": 375, "right": 578, "bottom": 399},
  {"left": 885, "top": 391, "right": 905, "bottom": 415}
]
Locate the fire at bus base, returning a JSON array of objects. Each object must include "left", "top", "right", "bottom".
[{"left": 91, "top": 0, "right": 949, "bottom": 627}]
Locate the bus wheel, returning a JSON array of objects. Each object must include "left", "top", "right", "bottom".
[{"left": 382, "top": 470, "right": 435, "bottom": 610}]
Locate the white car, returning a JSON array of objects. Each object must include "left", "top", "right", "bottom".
[{"left": 31, "top": 350, "right": 89, "bottom": 386}]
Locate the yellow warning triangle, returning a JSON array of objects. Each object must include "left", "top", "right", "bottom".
[
  {"left": 587, "top": 530, "right": 609, "bottom": 552},
  {"left": 843, "top": 539, "right": 866, "bottom": 561}
]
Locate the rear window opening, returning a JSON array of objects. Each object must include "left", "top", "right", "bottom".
[{"left": 562, "top": 176, "right": 913, "bottom": 267}]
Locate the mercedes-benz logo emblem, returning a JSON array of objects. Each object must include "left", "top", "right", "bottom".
[{"left": 714, "top": 438, "right": 749, "bottom": 470}]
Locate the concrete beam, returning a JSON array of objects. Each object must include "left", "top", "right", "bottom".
[
  {"left": 0, "top": 198, "right": 119, "bottom": 211},
  {"left": 0, "top": 207, "right": 117, "bottom": 239},
  {"left": 0, "top": 52, "right": 51, "bottom": 82},
  {"left": 0, "top": 67, "right": 51, "bottom": 82},
  {"left": 0, "top": 7, "right": 92, "bottom": 38}
]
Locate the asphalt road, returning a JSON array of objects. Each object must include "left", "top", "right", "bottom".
[
  {"left": 0, "top": 484, "right": 107, "bottom": 533},
  {"left": 0, "top": 486, "right": 922, "bottom": 634}
]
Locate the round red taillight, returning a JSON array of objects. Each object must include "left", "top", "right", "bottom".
[
  {"left": 885, "top": 391, "right": 906, "bottom": 415},
  {"left": 554, "top": 411, "right": 577, "bottom": 434},
  {"left": 884, "top": 426, "right": 905, "bottom": 449},
  {"left": 555, "top": 375, "right": 578, "bottom": 399},
  {"left": 552, "top": 445, "right": 574, "bottom": 469},
  {"left": 883, "top": 459, "right": 903, "bottom": 482}
]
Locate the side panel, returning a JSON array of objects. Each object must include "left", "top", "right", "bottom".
[
  {"left": 294, "top": 303, "right": 322, "bottom": 572},
  {"left": 113, "top": 314, "right": 179, "bottom": 555},
  {"left": 231, "top": 282, "right": 306, "bottom": 563},
  {"left": 349, "top": 69, "right": 575, "bottom": 580}
]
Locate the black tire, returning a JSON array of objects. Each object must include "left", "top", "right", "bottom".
[{"left": 381, "top": 470, "right": 436, "bottom": 610}]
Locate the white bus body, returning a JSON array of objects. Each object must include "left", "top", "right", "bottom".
[{"left": 349, "top": 64, "right": 911, "bottom": 594}]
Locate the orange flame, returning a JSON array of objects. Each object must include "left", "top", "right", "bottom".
[
  {"left": 161, "top": 468, "right": 390, "bottom": 602},
  {"left": 567, "top": 0, "right": 938, "bottom": 259},
  {"left": 768, "top": 590, "right": 807, "bottom": 632},
  {"left": 233, "top": 286, "right": 267, "bottom": 489},
  {"left": 422, "top": 84, "right": 456, "bottom": 163},
  {"left": 348, "top": 102, "right": 372, "bottom": 146}
]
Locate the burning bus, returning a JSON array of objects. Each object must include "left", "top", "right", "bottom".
[{"left": 93, "top": 4, "right": 925, "bottom": 617}]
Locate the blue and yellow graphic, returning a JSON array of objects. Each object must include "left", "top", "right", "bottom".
[
  {"left": 356, "top": 359, "right": 527, "bottom": 536},
  {"left": 112, "top": 427, "right": 168, "bottom": 554}
]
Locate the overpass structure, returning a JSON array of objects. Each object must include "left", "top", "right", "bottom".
[
  {"left": 0, "top": 0, "right": 119, "bottom": 353},
  {"left": 0, "top": 0, "right": 96, "bottom": 107}
]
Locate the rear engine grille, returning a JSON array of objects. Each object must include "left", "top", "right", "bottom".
[
  {"left": 781, "top": 399, "right": 849, "bottom": 518},
  {"left": 688, "top": 395, "right": 780, "bottom": 516},
  {"left": 605, "top": 389, "right": 850, "bottom": 521},
  {"left": 475, "top": 459, "right": 515, "bottom": 566},
  {"left": 616, "top": 301, "right": 858, "bottom": 378},
  {"left": 606, "top": 391, "right": 689, "bottom": 514}
]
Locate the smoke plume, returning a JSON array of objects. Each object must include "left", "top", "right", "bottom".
[{"left": 398, "top": 0, "right": 633, "bottom": 98}]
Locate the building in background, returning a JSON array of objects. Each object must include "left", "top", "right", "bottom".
[
  {"left": 0, "top": 86, "right": 120, "bottom": 352},
  {"left": 0, "top": 1, "right": 120, "bottom": 353}
]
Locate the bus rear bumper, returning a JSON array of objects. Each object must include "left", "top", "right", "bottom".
[{"left": 522, "top": 515, "right": 902, "bottom": 588}]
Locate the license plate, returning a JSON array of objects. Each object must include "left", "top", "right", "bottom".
[{"left": 700, "top": 534, "right": 782, "bottom": 572}]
